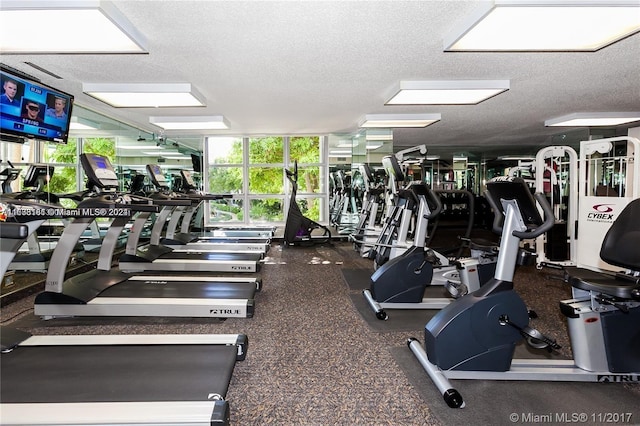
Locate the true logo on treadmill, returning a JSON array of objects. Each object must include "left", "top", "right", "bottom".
[
  {"left": 597, "top": 374, "right": 640, "bottom": 382},
  {"left": 209, "top": 309, "right": 241, "bottom": 315},
  {"left": 231, "top": 266, "right": 252, "bottom": 271}
]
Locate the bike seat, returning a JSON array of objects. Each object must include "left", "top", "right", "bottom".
[{"left": 564, "top": 267, "right": 640, "bottom": 300}]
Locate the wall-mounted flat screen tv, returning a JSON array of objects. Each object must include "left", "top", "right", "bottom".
[{"left": 1, "top": 67, "right": 74, "bottom": 144}]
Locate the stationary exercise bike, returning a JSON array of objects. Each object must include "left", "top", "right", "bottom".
[
  {"left": 363, "top": 181, "right": 497, "bottom": 320},
  {"left": 408, "top": 176, "right": 640, "bottom": 409},
  {"left": 283, "top": 161, "right": 331, "bottom": 246}
]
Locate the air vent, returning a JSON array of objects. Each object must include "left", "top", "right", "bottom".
[{"left": 23, "top": 62, "right": 63, "bottom": 79}]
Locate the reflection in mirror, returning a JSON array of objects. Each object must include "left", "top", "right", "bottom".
[
  {"left": 327, "top": 129, "right": 394, "bottom": 236},
  {"left": 452, "top": 154, "right": 468, "bottom": 191}
]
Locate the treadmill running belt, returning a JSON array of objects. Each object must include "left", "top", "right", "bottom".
[
  {"left": 99, "top": 279, "right": 256, "bottom": 299},
  {"left": 1, "top": 344, "right": 236, "bottom": 403},
  {"left": 156, "top": 251, "right": 261, "bottom": 261}
]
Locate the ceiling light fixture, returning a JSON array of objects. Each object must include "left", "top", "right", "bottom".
[
  {"left": 498, "top": 155, "right": 536, "bottom": 161},
  {"left": 336, "top": 139, "right": 359, "bottom": 148},
  {"left": 118, "top": 144, "right": 165, "bottom": 150},
  {"left": 359, "top": 113, "right": 441, "bottom": 128},
  {"left": 545, "top": 112, "right": 640, "bottom": 127},
  {"left": 444, "top": 0, "right": 640, "bottom": 52},
  {"left": 161, "top": 155, "right": 192, "bottom": 160},
  {"left": 365, "top": 142, "right": 384, "bottom": 150},
  {"left": 386, "top": 80, "right": 510, "bottom": 105},
  {"left": 141, "top": 150, "right": 168, "bottom": 155},
  {"left": 0, "top": 0, "right": 147, "bottom": 54},
  {"left": 149, "top": 115, "right": 229, "bottom": 130},
  {"left": 365, "top": 129, "right": 393, "bottom": 141},
  {"left": 69, "top": 117, "right": 100, "bottom": 130},
  {"left": 83, "top": 83, "right": 205, "bottom": 108}
]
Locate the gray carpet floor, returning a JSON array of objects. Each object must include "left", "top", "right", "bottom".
[{"left": 1, "top": 241, "right": 639, "bottom": 425}]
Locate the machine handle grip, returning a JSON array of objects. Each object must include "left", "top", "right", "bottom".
[
  {"left": 0, "top": 222, "right": 29, "bottom": 239},
  {"left": 484, "top": 191, "right": 554, "bottom": 239},
  {"left": 484, "top": 189, "right": 504, "bottom": 235},
  {"left": 512, "top": 192, "right": 555, "bottom": 239},
  {"left": 425, "top": 189, "right": 443, "bottom": 219}
]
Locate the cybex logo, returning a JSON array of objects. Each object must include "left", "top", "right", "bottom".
[
  {"left": 587, "top": 213, "right": 614, "bottom": 220},
  {"left": 592, "top": 204, "right": 614, "bottom": 213},
  {"left": 587, "top": 204, "right": 616, "bottom": 222}
]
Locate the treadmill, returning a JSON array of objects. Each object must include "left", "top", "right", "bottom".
[
  {"left": 187, "top": 187, "right": 276, "bottom": 239},
  {"left": 0, "top": 200, "right": 248, "bottom": 426},
  {"left": 5, "top": 164, "right": 85, "bottom": 272},
  {"left": 118, "top": 163, "right": 262, "bottom": 273},
  {"left": 159, "top": 169, "right": 271, "bottom": 253},
  {"left": 33, "top": 153, "right": 259, "bottom": 319}
]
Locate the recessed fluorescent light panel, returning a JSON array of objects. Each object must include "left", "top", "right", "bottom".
[
  {"left": 444, "top": 1, "right": 640, "bottom": 51},
  {"left": 328, "top": 150, "right": 353, "bottom": 158},
  {"left": 162, "top": 155, "right": 192, "bottom": 160},
  {"left": 545, "top": 112, "right": 640, "bottom": 127},
  {"left": 69, "top": 117, "right": 100, "bottom": 130},
  {"left": 386, "top": 80, "right": 510, "bottom": 105},
  {"left": 365, "top": 129, "right": 393, "bottom": 141},
  {"left": 365, "top": 142, "right": 384, "bottom": 150},
  {"left": 149, "top": 115, "right": 229, "bottom": 130},
  {"left": 118, "top": 144, "right": 164, "bottom": 150},
  {"left": 83, "top": 83, "right": 205, "bottom": 108},
  {"left": 141, "top": 151, "right": 168, "bottom": 156},
  {"left": 0, "top": 0, "right": 147, "bottom": 53},
  {"left": 359, "top": 114, "right": 441, "bottom": 128},
  {"left": 336, "top": 139, "right": 359, "bottom": 148}
]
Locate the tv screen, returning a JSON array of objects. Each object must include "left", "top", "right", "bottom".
[{"left": 1, "top": 67, "right": 74, "bottom": 144}]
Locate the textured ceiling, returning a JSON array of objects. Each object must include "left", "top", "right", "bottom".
[{"left": 2, "top": 0, "right": 639, "bottom": 159}]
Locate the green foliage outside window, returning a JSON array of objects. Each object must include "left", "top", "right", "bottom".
[
  {"left": 206, "top": 136, "right": 322, "bottom": 222},
  {"left": 249, "top": 136, "right": 284, "bottom": 164},
  {"left": 289, "top": 136, "right": 321, "bottom": 220}
]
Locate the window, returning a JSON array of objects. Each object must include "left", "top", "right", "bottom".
[{"left": 204, "top": 135, "right": 327, "bottom": 226}]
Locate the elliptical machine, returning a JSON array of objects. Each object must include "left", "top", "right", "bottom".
[
  {"left": 363, "top": 181, "right": 497, "bottom": 320},
  {"left": 408, "top": 176, "right": 640, "bottom": 409},
  {"left": 350, "top": 164, "right": 386, "bottom": 257},
  {"left": 368, "top": 155, "right": 418, "bottom": 268},
  {"left": 283, "top": 161, "right": 331, "bottom": 246}
]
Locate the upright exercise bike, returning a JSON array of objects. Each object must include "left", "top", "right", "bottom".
[
  {"left": 408, "top": 176, "right": 640, "bottom": 409},
  {"left": 283, "top": 161, "right": 331, "bottom": 246}
]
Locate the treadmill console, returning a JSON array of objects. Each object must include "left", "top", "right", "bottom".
[
  {"left": 0, "top": 167, "right": 21, "bottom": 193},
  {"left": 23, "top": 164, "right": 54, "bottom": 190},
  {"left": 146, "top": 164, "right": 169, "bottom": 190},
  {"left": 180, "top": 170, "right": 197, "bottom": 191},
  {"left": 80, "top": 153, "right": 119, "bottom": 190}
]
